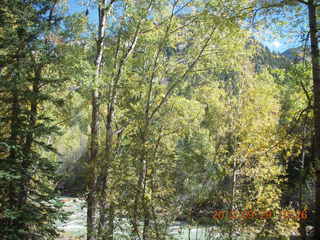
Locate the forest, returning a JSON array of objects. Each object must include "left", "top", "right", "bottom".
[{"left": 1, "top": 0, "right": 320, "bottom": 239}]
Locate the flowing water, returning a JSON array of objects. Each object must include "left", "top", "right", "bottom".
[{"left": 56, "top": 197, "right": 227, "bottom": 240}]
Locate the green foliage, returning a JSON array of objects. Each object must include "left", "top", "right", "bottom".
[
  {"left": 1, "top": 0, "right": 316, "bottom": 239},
  {"left": 0, "top": 0, "right": 69, "bottom": 239}
]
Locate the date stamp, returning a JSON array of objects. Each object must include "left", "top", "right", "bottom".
[{"left": 212, "top": 209, "right": 308, "bottom": 220}]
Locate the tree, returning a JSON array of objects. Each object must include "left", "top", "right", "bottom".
[
  {"left": 253, "top": 0, "right": 320, "bottom": 237},
  {"left": 0, "top": 0, "right": 67, "bottom": 239},
  {"left": 273, "top": 62, "right": 314, "bottom": 239},
  {"left": 86, "top": 1, "right": 116, "bottom": 239}
]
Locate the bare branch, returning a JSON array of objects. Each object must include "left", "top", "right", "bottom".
[{"left": 300, "top": 79, "right": 312, "bottom": 107}]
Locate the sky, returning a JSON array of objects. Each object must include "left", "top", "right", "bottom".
[
  {"left": 258, "top": 36, "right": 301, "bottom": 53},
  {"left": 253, "top": 20, "right": 306, "bottom": 53},
  {"left": 262, "top": 40, "right": 290, "bottom": 53},
  {"left": 68, "top": 0, "right": 86, "bottom": 16}
]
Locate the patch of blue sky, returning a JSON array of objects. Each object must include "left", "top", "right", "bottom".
[
  {"left": 67, "top": 0, "right": 95, "bottom": 22},
  {"left": 251, "top": 3, "right": 309, "bottom": 53}
]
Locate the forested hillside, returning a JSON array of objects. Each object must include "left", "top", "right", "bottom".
[{"left": 1, "top": 0, "right": 319, "bottom": 240}]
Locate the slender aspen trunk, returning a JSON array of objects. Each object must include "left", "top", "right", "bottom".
[
  {"left": 107, "top": 203, "right": 115, "bottom": 240},
  {"left": 104, "top": 114, "right": 115, "bottom": 240},
  {"left": 96, "top": 2, "right": 139, "bottom": 238},
  {"left": 299, "top": 126, "right": 307, "bottom": 239},
  {"left": 307, "top": 1, "right": 320, "bottom": 238},
  {"left": 88, "top": 88, "right": 99, "bottom": 240},
  {"left": 87, "top": 1, "right": 109, "bottom": 239},
  {"left": 97, "top": 105, "right": 114, "bottom": 240},
  {"left": 133, "top": 130, "right": 148, "bottom": 238},
  {"left": 228, "top": 157, "right": 237, "bottom": 240},
  {"left": 142, "top": 152, "right": 150, "bottom": 240},
  {"left": 142, "top": 200, "right": 150, "bottom": 240}
]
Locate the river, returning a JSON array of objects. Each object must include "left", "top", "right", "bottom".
[{"left": 56, "top": 197, "right": 233, "bottom": 240}]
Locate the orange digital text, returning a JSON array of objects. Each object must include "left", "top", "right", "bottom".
[{"left": 212, "top": 209, "right": 308, "bottom": 220}]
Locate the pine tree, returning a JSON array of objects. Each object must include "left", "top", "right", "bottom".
[{"left": 0, "top": 0, "right": 67, "bottom": 239}]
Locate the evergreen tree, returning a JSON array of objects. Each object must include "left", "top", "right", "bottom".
[{"left": 0, "top": 0, "right": 67, "bottom": 239}]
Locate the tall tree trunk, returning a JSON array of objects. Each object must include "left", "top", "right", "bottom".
[
  {"left": 132, "top": 132, "right": 148, "bottom": 238},
  {"left": 299, "top": 125, "right": 307, "bottom": 240},
  {"left": 142, "top": 149, "right": 150, "bottom": 240},
  {"left": 307, "top": 1, "right": 320, "bottom": 238},
  {"left": 104, "top": 110, "right": 115, "bottom": 240},
  {"left": 142, "top": 195, "right": 150, "bottom": 240},
  {"left": 88, "top": 88, "right": 99, "bottom": 240},
  {"left": 87, "top": 0, "right": 108, "bottom": 239},
  {"left": 228, "top": 157, "right": 237, "bottom": 240},
  {"left": 97, "top": 105, "right": 114, "bottom": 240},
  {"left": 107, "top": 203, "right": 115, "bottom": 240},
  {"left": 96, "top": 203, "right": 115, "bottom": 240},
  {"left": 96, "top": 1, "right": 136, "bottom": 237}
]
